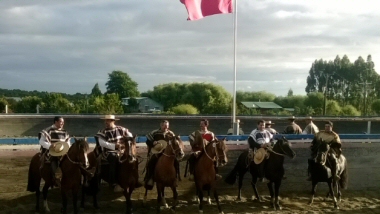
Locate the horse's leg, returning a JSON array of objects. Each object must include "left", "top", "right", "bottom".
[
  {"left": 156, "top": 184, "right": 164, "bottom": 213},
  {"left": 42, "top": 183, "right": 50, "bottom": 212},
  {"left": 213, "top": 189, "right": 224, "bottom": 214},
  {"left": 170, "top": 186, "right": 179, "bottom": 211},
  {"left": 237, "top": 171, "right": 244, "bottom": 201},
  {"left": 143, "top": 188, "right": 149, "bottom": 205},
  {"left": 61, "top": 190, "right": 68, "bottom": 214},
  {"left": 250, "top": 175, "right": 261, "bottom": 202},
  {"left": 198, "top": 188, "right": 204, "bottom": 214},
  {"left": 207, "top": 190, "right": 211, "bottom": 205},
  {"left": 274, "top": 180, "right": 282, "bottom": 210},
  {"left": 161, "top": 187, "right": 168, "bottom": 208},
  {"left": 337, "top": 181, "right": 342, "bottom": 202},
  {"left": 267, "top": 181, "right": 275, "bottom": 209},
  {"left": 124, "top": 188, "right": 133, "bottom": 214},
  {"left": 80, "top": 183, "right": 86, "bottom": 209},
  {"left": 328, "top": 180, "right": 339, "bottom": 209},
  {"left": 309, "top": 181, "right": 317, "bottom": 205},
  {"left": 35, "top": 188, "right": 41, "bottom": 212},
  {"left": 72, "top": 190, "right": 79, "bottom": 214}
]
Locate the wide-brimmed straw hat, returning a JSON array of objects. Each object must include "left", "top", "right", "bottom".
[
  {"left": 100, "top": 115, "right": 119, "bottom": 120},
  {"left": 266, "top": 121, "right": 275, "bottom": 125},
  {"left": 151, "top": 140, "right": 168, "bottom": 154},
  {"left": 288, "top": 116, "right": 296, "bottom": 120},
  {"left": 305, "top": 116, "right": 313, "bottom": 120},
  {"left": 49, "top": 140, "right": 70, "bottom": 156},
  {"left": 254, "top": 148, "right": 267, "bottom": 164}
]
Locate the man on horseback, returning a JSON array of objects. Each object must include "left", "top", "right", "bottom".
[
  {"left": 265, "top": 121, "right": 278, "bottom": 135},
  {"left": 144, "top": 120, "right": 176, "bottom": 189},
  {"left": 39, "top": 116, "right": 70, "bottom": 188},
  {"left": 282, "top": 116, "right": 303, "bottom": 134},
  {"left": 188, "top": 119, "right": 222, "bottom": 181},
  {"left": 248, "top": 119, "right": 274, "bottom": 182},
  {"left": 302, "top": 116, "right": 319, "bottom": 134},
  {"left": 307, "top": 121, "right": 342, "bottom": 181},
  {"left": 95, "top": 114, "right": 137, "bottom": 192}
]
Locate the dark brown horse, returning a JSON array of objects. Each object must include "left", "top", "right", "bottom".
[
  {"left": 149, "top": 133, "right": 185, "bottom": 213},
  {"left": 81, "top": 135, "right": 140, "bottom": 214},
  {"left": 224, "top": 137, "right": 296, "bottom": 210},
  {"left": 308, "top": 141, "right": 348, "bottom": 209},
  {"left": 60, "top": 138, "right": 90, "bottom": 214},
  {"left": 27, "top": 138, "right": 90, "bottom": 214},
  {"left": 193, "top": 137, "right": 228, "bottom": 214}
]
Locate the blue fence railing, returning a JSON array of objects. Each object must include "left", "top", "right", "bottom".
[{"left": 1, "top": 134, "right": 380, "bottom": 145}]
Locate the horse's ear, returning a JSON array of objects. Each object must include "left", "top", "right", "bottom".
[{"left": 222, "top": 137, "right": 226, "bottom": 141}]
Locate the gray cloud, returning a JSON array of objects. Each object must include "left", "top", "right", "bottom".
[{"left": 0, "top": 0, "right": 379, "bottom": 96}]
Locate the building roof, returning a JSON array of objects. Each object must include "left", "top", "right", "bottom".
[{"left": 241, "top": 102, "right": 283, "bottom": 109}]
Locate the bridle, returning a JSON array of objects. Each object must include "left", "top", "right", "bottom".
[
  {"left": 118, "top": 138, "right": 136, "bottom": 163},
  {"left": 162, "top": 137, "right": 182, "bottom": 158},
  {"left": 64, "top": 142, "right": 89, "bottom": 170},
  {"left": 267, "top": 140, "right": 293, "bottom": 157},
  {"left": 203, "top": 140, "right": 226, "bottom": 165}
]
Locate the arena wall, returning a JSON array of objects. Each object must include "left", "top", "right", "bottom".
[{"left": 1, "top": 115, "right": 380, "bottom": 137}]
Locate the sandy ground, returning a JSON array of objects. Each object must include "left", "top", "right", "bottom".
[{"left": 0, "top": 146, "right": 379, "bottom": 214}]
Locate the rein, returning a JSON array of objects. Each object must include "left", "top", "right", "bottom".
[{"left": 162, "top": 138, "right": 181, "bottom": 158}]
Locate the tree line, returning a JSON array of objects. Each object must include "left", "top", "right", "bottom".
[{"left": 1, "top": 55, "right": 379, "bottom": 115}]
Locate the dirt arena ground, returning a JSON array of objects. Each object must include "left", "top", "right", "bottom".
[{"left": 0, "top": 147, "right": 379, "bottom": 214}]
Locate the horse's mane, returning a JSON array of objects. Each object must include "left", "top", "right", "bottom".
[{"left": 73, "top": 138, "right": 90, "bottom": 152}]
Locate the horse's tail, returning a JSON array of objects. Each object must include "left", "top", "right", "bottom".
[
  {"left": 184, "top": 159, "right": 189, "bottom": 178},
  {"left": 225, "top": 151, "right": 248, "bottom": 185},
  {"left": 339, "top": 157, "right": 348, "bottom": 190},
  {"left": 27, "top": 154, "right": 41, "bottom": 192}
]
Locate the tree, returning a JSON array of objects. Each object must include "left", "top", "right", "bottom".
[
  {"left": 341, "top": 105, "right": 361, "bottom": 116},
  {"left": 105, "top": 70, "right": 139, "bottom": 98},
  {"left": 41, "top": 93, "right": 77, "bottom": 113},
  {"left": 90, "top": 94, "right": 123, "bottom": 114},
  {"left": 0, "top": 97, "right": 8, "bottom": 113},
  {"left": 371, "top": 99, "right": 380, "bottom": 115},
  {"left": 304, "top": 92, "right": 324, "bottom": 115},
  {"left": 91, "top": 83, "right": 102, "bottom": 97},
  {"left": 326, "top": 100, "right": 341, "bottom": 116},
  {"left": 170, "top": 104, "right": 199, "bottom": 115},
  {"left": 14, "top": 96, "right": 43, "bottom": 113},
  {"left": 287, "top": 89, "right": 293, "bottom": 97}
]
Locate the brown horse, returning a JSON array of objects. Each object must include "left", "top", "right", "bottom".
[
  {"left": 81, "top": 135, "right": 140, "bottom": 214},
  {"left": 27, "top": 138, "right": 90, "bottom": 213},
  {"left": 60, "top": 138, "right": 90, "bottom": 214},
  {"left": 194, "top": 137, "right": 228, "bottom": 214},
  {"left": 150, "top": 134, "right": 185, "bottom": 213}
]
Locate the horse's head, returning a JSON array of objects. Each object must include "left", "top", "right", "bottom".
[
  {"left": 214, "top": 137, "right": 228, "bottom": 166},
  {"left": 70, "top": 138, "right": 90, "bottom": 168},
  {"left": 120, "top": 135, "right": 137, "bottom": 163},
  {"left": 273, "top": 136, "right": 296, "bottom": 159},
  {"left": 315, "top": 140, "right": 330, "bottom": 165},
  {"left": 165, "top": 133, "right": 185, "bottom": 161}
]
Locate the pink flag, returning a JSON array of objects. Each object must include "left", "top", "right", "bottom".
[{"left": 180, "top": 0, "right": 233, "bottom": 21}]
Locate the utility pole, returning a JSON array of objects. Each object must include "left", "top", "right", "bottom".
[
  {"left": 359, "top": 80, "right": 372, "bottom": 116},
  {"left": 323, "top": 73, "right": 330, "bottom": 116}
]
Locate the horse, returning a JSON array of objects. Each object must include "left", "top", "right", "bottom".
[
  {"left": 308, "top": 141, "right": 348, "bottom": 209},
  {"left": 60, "top": 138, "right": 90, "bottom": 214},
  {"left": 147, "top": 133, "right": 185, "bottom": 213},
  {"left": 224, "top": 137, "right": 296, "bottom": 210},
  {"left": 27, "top": 138, "right": 90, "bottom": 214},
  {"left": 81, "top": 135, "right": 140, "bottom": 214},
  {"left": 193, "top": 137, "right": 228, "bottom": 214}
]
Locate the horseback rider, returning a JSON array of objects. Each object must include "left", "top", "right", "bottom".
[
  {"left": 307, "top": 121, "right": 341, "bottom": 181},
  {"left": 39, "top": 116, "right": 70, "bottom": 188},
  {"left": 265, "top": 121, "right": 279, "bottom": 135},
  {"left": 144, "top": 120, "right": 176, "bottom": 189},
  {"left": 302, "top": 116, "right": 319, "bottom": 135},
  {"left": 247, "top": 119, "right": 274, "bottom": 182},
  {"left": 95, "top": 114, "right": 137, "bottom": 192},
  {"left": 188, "top": 119, "right": 222, "bottom": 181},
  {"left": 282, "top": 116, "right": 303, "bottom": 134}
]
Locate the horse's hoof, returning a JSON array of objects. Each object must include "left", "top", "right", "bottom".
[
  {"left": 198, "top": 210, "right": 203, "bottom": 214},
  {"left": 219, "top": 212, "right": 224, "bottom": 214},
  {"left": 236, "top": 197, "right": 241, "bottom": 201},
  {"left": 276, "top": 205, "right": 282, "bottom": 210},
  {"left": 170, "top": 208, "right": 176, "bottom": 213},
  {"left": 165, "top": 203, "right": 169, "bottom": 209}
]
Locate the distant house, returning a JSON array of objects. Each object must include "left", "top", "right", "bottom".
[
  {"left": 241, "top": 101, "right": 283, "bottom": 115},
  {"left": 122, "top": 97, "right": 163, "bottom": 113}
]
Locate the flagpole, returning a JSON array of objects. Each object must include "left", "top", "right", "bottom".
[{"left": 232, "top": 0, "right": 238, "bottom": 135}]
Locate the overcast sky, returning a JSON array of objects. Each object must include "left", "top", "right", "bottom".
[{"left": 0, "top": 0, "right": 379, "bottom": 97}]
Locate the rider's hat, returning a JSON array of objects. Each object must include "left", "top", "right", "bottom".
[
  {"left": 100, "top": 115, "right": 119, "bottom": 120},
  {"left": 266, "top": 121, "right": 275, "bottom": 125},
  {"left": 151, "top": 140, "right": 167, "bottom": 154},
  {"left": 49, "top": 140, "right": 70, "bottom": 156},
  {"left": 254, "top": 148, "right": 267, "bottom": 164}
]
